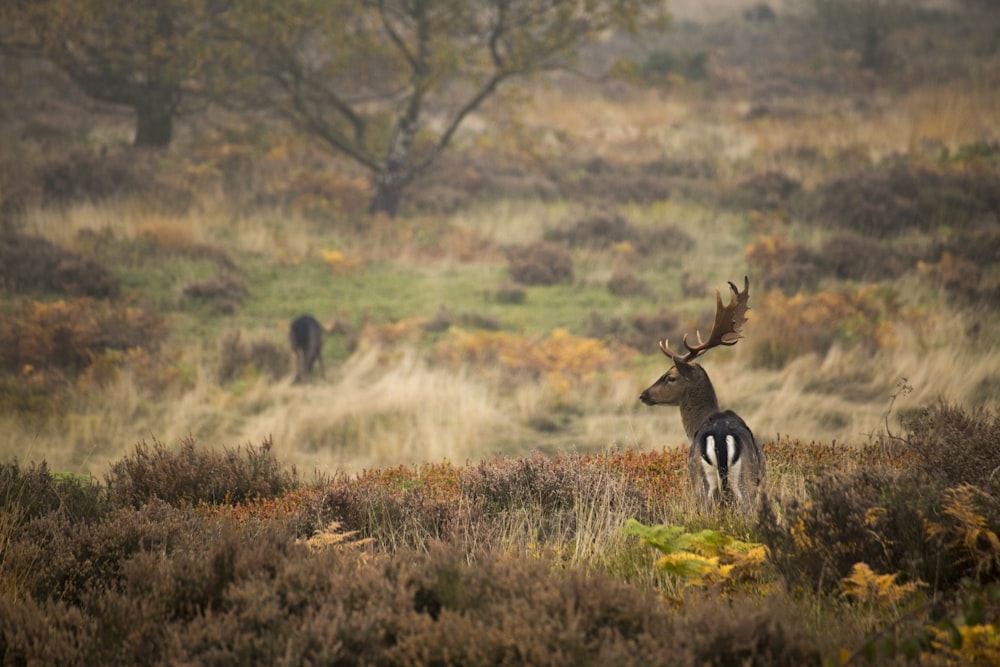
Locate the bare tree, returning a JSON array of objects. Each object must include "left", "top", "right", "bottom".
[{"left": 212, "top": 0, "right": 670, "bottom": 216}]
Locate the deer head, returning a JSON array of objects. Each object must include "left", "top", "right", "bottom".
[{"left": 639, "top": 276, "right": 750, "bottom": 440}]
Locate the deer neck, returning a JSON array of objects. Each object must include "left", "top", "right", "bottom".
[{"left": 679, "top": 376, "right": 721, "bottom": 442}]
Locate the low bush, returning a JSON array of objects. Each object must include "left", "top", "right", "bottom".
[
  {"left": 607, "top": 268, "right": 650, "bottom": 297},
  {"left": 506, "top": 241, "right": 573, "bottom": 286},
  {"left": 0, "top": 461, "right": 105, "bottom": 527},
  {"left": 815, "top": 162, "right": 1000, "bottom": 237},
  {"left": 918, "top": 251, "right": 1000, "bottom": 305},
  {"left": 0, "top": 232, "right": 119, "bottom": 298},
  {"left": 584, "top": 309, "right": 680, "bottom": 352},
  {"left": 103, "top": 437, "right": 299, "bottom": 511},
  {"left": 749, "top": 286, "right": 902, "bottom": 368},
  {"left": 744, "top": 234, "right": 818, "bottom": 294},
  {"left": 0, "top": 298, "right": 162, "bottom": 374},
  {"left": 217, "top": 330, "right": 290, "bottom": 383},
  {"left": 901, "top": 402, "right": 1000, "bottom": 491},
  {"left": 757, "top": 467, "right": 942, "bottom": 595},
  {"left": 181, "top": 272, "right": 248, "bottom": 315},
  {"left": 721, "top": 171, "right": 801, "bottom": 212}
]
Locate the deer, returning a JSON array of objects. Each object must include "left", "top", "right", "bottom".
[
  {"left": 638, "top": 276, "right": 765, "bottom": 513},
  {"left": 290, "top": 314, "right": 325, "bottom": 383}
]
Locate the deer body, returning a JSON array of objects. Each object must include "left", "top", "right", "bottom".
[
  {"left": 639, "top": 277, "right": 765, "bottom": 513},
  {"left": 290, "top": 314, "right": 325, "bottom": 383}
]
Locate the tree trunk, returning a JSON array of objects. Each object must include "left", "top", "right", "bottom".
[
  {"left": 369, "top": 170, "right": 405, "bottom": 218},
  {"left": 134, "top": 93, "right": 175, "bottom": 147}
]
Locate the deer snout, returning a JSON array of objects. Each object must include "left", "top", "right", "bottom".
[{"left": 639, "top": 390, "right": 654, "bottom": 405}]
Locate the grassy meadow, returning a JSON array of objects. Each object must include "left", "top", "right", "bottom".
[{"left": 3, "top": 0, "right": 1000, "bottom": 663}]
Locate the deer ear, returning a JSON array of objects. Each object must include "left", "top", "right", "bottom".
[{"left": 674, "top": 359, "right": 697, "bottom": 377}]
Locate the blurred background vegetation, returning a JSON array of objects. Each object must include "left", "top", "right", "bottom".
[{"left": 0, "top": 0, "right": 998, "bottom": 477}]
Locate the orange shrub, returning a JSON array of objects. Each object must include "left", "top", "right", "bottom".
[
  {"left": 435, "top": 328, "right": 625, "bottom": 391},
  {"left": 750, "top": 287, "right": 902, "bottom": 368},
  {"left": 0, "top": 298, "right": 166, "bottom": 413}
]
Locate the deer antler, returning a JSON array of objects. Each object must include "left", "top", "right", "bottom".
[{"left": 659, "top": 276, "right": 750, "bottom": 364}]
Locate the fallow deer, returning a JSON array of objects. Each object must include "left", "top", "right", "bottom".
[
  {"left": 290, "top": 314, "right": 325, "bottom": 383},
  {"left": 639, "top": 276, "right": 764, "bottom": 513}
]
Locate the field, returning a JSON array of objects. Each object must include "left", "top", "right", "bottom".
[{"left": 2, "top": 0, "right": 1000, "bottom": 664}]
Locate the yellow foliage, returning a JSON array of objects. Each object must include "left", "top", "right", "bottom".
[
  {"left": 135, "top": 216, "right": 200, "bottom": 251},
  {"left": 839, "top": 562, "right": 920, "bottom": 607},
  {"left": 953, "top": 623, "right": 1000, "bottom": 666},
  {"left": 752, "top": 286, "right": 904, "bottom": 367},
  {"left": 297, "top": 521, "right": 372, "bottom": 552},
  {"left": 435, "top": 328, "right": 620, "bottom": 391},
  {"left": 926, "top": 485, "right": 1000, "bottom": 580},
  {"left": 320, "top": 248, "right": 365, "bottom": 273}
]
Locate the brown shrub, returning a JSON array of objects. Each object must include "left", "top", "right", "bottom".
[
  {"left": 918, "top": 251, "right": 1000, "bottom": 304},
  {"left": 217, "top": 330, "right": 291, "bottom": 383},
  {"left": 749, "top": 287, "right": 900, "bottom": 368},
  {"left": 584, "top": 310, "right": 680, "bottom": 351},
  {"left": 744, "top": 234, "right": 818, "bottom": 294},
  {"left": 30, "top": 149, "right": 193, "bottom": 213},
  {"left": 721, "top": 170, "right": 801, "bottom": 211},
  {"left": 607, "top": 269, "right": 650, "bottom": 296},
  {"left": 757, "top": 467, "right": 943, "bottom": 594},
  {"left": 0, "top": 232, "right": 120, "bottom": 298},
  {"left": 103, "top": 437, "right": 299, "bottom": 511},
  {"left": 815, "top": 162, "right": 1000, "bottom": 237},
  {"left": 181, "top": 272, "right": 248, "bottom": 314},
  {"left": 0, "top": 460, "right": 105, "bottom": 526},
  {"left": 547, "top": 211, "right": 633, "bottom": 248},
  {"left": 506, "top": 241, "right": 573, "bottom": 286},
  {"left": 817, "top": 233, "right": 910, "bottom": 281},
  {"left": 0, "top": 298, "right": 164, "bottom": 376},
  {"left": 934, "top": 226, "right": 1000, "bottom": 268},
  {"left": 547, "top": 212, "right": 695, "bottom": 256},
  {"left": 902, "top": 402, "right": 1000, "bottom": 491}
]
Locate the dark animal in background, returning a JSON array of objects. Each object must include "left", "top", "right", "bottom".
[{"left": 290, "top": 314, "right": 325, "bottom": 383}]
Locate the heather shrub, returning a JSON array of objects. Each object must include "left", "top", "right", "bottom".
[
  {"left": 505, "top": 241, "right": 573, "bottom": 285},
  {"left": 4, "top": 500, "right": 196, "bottom": 605},
  {"left": 815, "top": 163, "right": 1000, "bottom": 237},
  {"left": 0, "top": 231, "right": 120, "bottom": 298},
  {"left": 318, "top": 475, "right": 462, "bottom": 551},
  {"left": 547, "top": 211, "right": 694, "bottom": 257},
  {"left": 556, "top": 158, "right": 674, "bottom": 205},
  {"left": 0, "top": 461, "right": 105, "bottom": 526},
  {"left": 758, "top": 467, "right": 944, "bottom": 594},
  {"left": 0, "top": 298, "right": 164, "bottom": 377},
  {"left": 721, "top": 171, "right": 801, "bottom": 212},
  {"left": 584, "top": 309, "right": 680, "bottom": 351},
  {"left": 103, "top": 437, "right": 298, "bottom": 510},
  {"left": 932, "top": 226, "right": 1000, "bottom": 269},
  {"left": 680, "top": 593, "right": 822, "bottom": 666},
  {"left": 181, "top": 272, "right": 248, "bottom": 315},
  {"left": 744, "top": 234, "right": 818, "bottom": 294},
  {"left": 640, "top": 48, "right": 710, "bottom": 82},
  {"left": 217, "top": 330, "right": 291, "bottom": 383},
  {"left": 35, "top": 150, "right": 147, "bottom": 204},
  {"left": 817, "top": 233, "right": 910, "bottom": 281},
  {"left": 918, "top": 252, "right": 1000, "bottom": 305},
  {"left": 607, "top": 268, "right": 650, "bottom": 296},
  {"left": 546, "top": 211, "right": 633, "bottom": 248},
  {"left": 901, "top": 402, "right": 1000, "bottom": 490}
]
